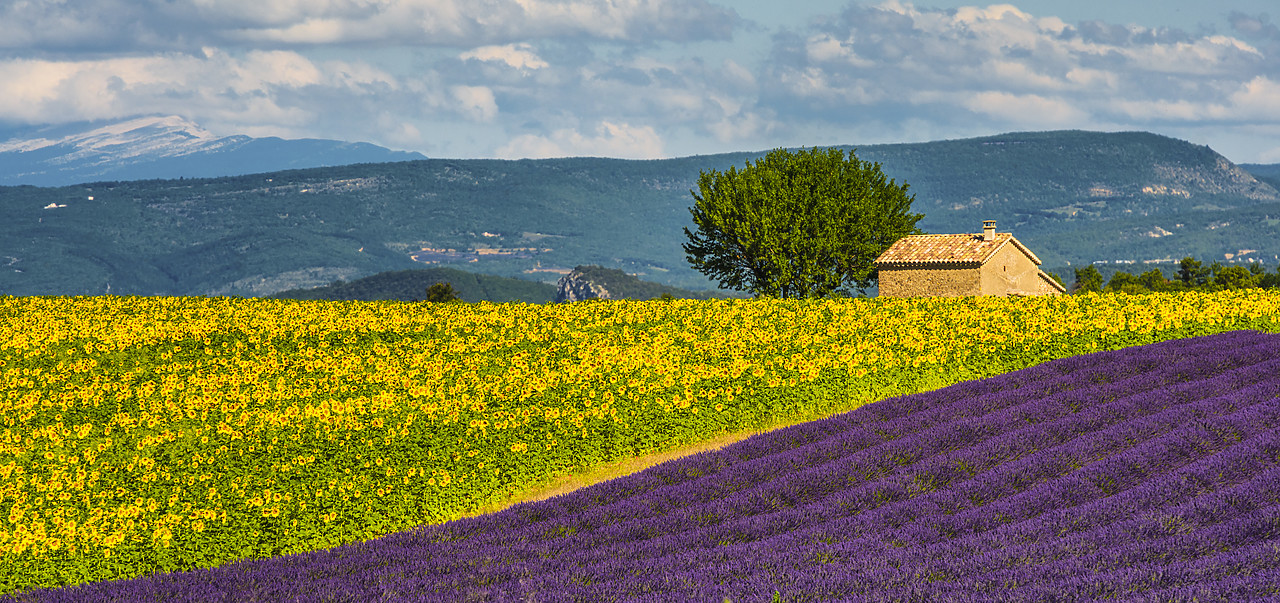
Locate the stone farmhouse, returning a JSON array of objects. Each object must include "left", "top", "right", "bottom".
[{"left": 874, "top": 220, "right": 1067, "bottom": 297}]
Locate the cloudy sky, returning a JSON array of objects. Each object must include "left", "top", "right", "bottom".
[{"left": 3, "top": 0, "right": 1279, "bottom": 163}]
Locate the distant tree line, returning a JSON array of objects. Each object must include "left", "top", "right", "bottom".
[{"left": 1072, "top": 257, "right": 1280, "bottom": 294}]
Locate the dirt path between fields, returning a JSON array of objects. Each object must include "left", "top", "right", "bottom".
[{"left": 460, "top": 427, "right": 769, "bottom": 519}]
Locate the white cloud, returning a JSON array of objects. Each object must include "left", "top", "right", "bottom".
[
  {"left": 804, "top": 34, "right": 875, "bottom": 68},
  {"left": 985, "top": 60, "right": 1064, "bottom": 91},
  {"left": 0, "top": 50, "right": 403, "bottom": 138},
  {"left": 1113, "top": 36, "right": 1263, "bottom": 76},
  {"left": 1110, "top": 99, "right": 1229, "bottom": 122},
  {"left": 375, "top": 113, "right": 426, "bottom": 148},
  {"left": 1227, "top": 76, "right": 1280, "bottom": 121},
  {"left": 325, "top": 60, "right": 401, "bottom": 91},
  {"left": 706, "top": 109, "right": 774, "bottom": 144},
  {"left": 719, "top": 59, "right": 755, "bottom": 90},
  {"left": 229, "top": 50, "right": 324, "bottom": 91},
  {"left": 1064, "top": 67, "right": 1118, "bottom": 90},
  {"left": 1035, "top": 15, "right": 1069, "bottom": 36},
  {"left": 962, "top": 91, "right": 1090, "bottom": 126},
  {"left": 233, "top": 17, "right": 353, "bottom": 45},
  {"left": 0, "top": 56, "right": 212, "bottom": 123},
  {"left": 0, "top": 60, "right": 84, "bottom": 122},
  {"left": 496, "top": 121, "right": 664, "bottom": 159},
  {"left": 450, "top": 85, "right": 499, "bottom": 122},
  {"left": 951, "top": 3, "right": 1033, "bottom": 24},
  {"left": 460, "top": 44, "right": 549, "bottom": 71}
]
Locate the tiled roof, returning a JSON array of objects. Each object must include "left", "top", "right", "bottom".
[{"left": 874, "top": 232, "right": 1044, "bottom": 266}]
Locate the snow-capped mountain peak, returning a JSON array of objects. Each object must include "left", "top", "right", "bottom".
[
  {"left": 0, "top": 115, "right": 236, "bottom": 161},
  {"left": 0, "top": 115, "right": 425, "bottom": 186}
]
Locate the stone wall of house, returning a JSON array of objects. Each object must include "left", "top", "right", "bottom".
[
  {"left": 878, "top": 265, "right": 981, "bottom": 297},
  {"left": 979, "top": 243, "right": 1045, "bottom": 296}
]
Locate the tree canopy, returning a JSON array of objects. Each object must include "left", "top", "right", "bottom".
[
  {"left": 682, "top": 147, "right": 923, "bottom": 298},
  {"left": 424, "top": 282, "right": 463, "bottom": 303},
  {"left": 1072, "top": 265, "right": 1105, "bottom": 293}
]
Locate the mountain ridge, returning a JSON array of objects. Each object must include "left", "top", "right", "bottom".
[{"left": 2, "top": 129, "right": 1278, "bottom": 297}]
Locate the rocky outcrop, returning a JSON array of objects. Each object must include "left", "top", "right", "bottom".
[
  {"left": 208, "top": 266, "right": 362, "bottom": 297},
  {"left": 1150, "top": 158, "right": 1279, "bottom": 202},
  {"left": 555, "top": 268, "right": 612, "bottom": 303}
]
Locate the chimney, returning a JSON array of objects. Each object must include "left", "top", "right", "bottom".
[{"left": 982, "top": 220, "right": 996, "bottom": 242}]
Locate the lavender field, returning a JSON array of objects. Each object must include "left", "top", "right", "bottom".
[{"left": 13, "top": 330, "right": 1280, "bottom": 602}]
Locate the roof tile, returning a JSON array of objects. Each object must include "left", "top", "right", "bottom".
[
  {"left": 875, "top": 232, "right": 1045, "bottom": 266},
  {"left": 875, "top": 233, "right": 1009, "bottom": 265}
]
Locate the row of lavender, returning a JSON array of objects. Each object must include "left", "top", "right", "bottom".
[{"left": 13, "top": 330, "right": 1280, "bottom": 602}]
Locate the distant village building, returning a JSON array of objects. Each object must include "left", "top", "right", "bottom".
[{"left": 874, "top": 220, "right": 1066, "bottom": 297}]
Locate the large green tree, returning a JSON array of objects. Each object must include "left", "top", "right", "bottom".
[{"left": 682, "top": 147, "right": 923, "bottom": 298}]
